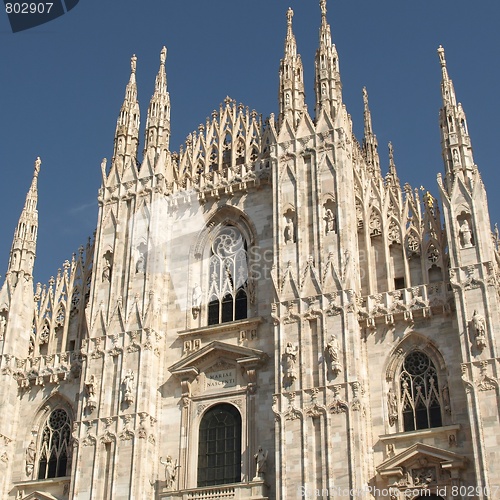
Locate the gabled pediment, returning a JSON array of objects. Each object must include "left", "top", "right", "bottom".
[
  {"left": 169, "top": 340, "right": 268, "bottom": 375},
  {"left": 21, "top": 491, "right": 61, "bottom": 500},
  {"left": 169, "top": 341, "right": 268, "bottom": 396},
  {"left": 377, "top": 442, "right": 467, "bottom": 479}
]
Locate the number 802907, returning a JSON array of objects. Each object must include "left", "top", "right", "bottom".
[{"left": 5, "top": 3, "right": 53, "bottom": 14}]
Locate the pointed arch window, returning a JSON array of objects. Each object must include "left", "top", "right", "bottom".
[
  {"left": 400, "top": 351, "right": 442, "bottom": 432},
  {"left": 207, "top": 226, "right": 248, "bottom": 326},
  {"left": 37, "top": 408, "right": 71, "bottom": 479},
  {"left": 197, "top": 404, "right": 242, "bottom": 487}
]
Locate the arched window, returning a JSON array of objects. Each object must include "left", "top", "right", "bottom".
[
  {"left": 197, "top": 404, "right": 242, "bottom": 487},
  {"left": 207, "top": 226, "right": 248, "bottom": 325},
  {"left": 37, "top": 408, "right": 71, "bottom": 479},
  {"left": 400, "top": 351, "right": 442, "bottom": 432}
]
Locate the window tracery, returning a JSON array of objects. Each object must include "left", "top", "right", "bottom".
[
  {"left": 37, "top": 408, "right": 71, "bottom": 479},
  {"left": 207, "top": 226, "right": 248, "bottom": 326},
  {"left": 400, "top": 351, "right": 442, "bottom": 432}
]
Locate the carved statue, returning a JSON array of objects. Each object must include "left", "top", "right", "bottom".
[
  {"left": 471, "top": 310, "right": 486, "bottom": 349},
  {"left": 192, "top": 283, "right": 202, "bottom": 319},
  {"left": 25, "top": 440, "right": 36, "bottom": 477},
  {"left": 324, "top": 209, "right": 336, "bottom": 234},
  {"left": 442, "top": 384, "right": 451, "bottom": 414},
  {"left": 0, "top": 314, "right": 6, "bottom": 340},
  {"left": 136, "top": 251, "right": 146, "bottom": 274},
  {"left": 102, "top": 254, "right": 112, "bottom": 282},
  {"left": 326, "top": 335, "right": 342, "bottom": 376},
  {"left": 85, "top": 374, "right": 97, "bottom": 412},
  {"left": 284, "top": 216, "right": 294, "bottom": 244},
  {"left": 254, "top": 446, "right": 268, "bottom": 479},
  {"left": 122, "top": 369, "right": 135, "bottom": 404},
  {"left": 283, "top": 342, "right": 298, "bottom": 382},
  {"left": 459, "top": 219, "right": 473, "bottom": 248},
  {"left": 160, "top": 456, "right": 179, "bottom": 489},
  {"left": 387, "top": 388, "right": 398, "bottom": 426}
]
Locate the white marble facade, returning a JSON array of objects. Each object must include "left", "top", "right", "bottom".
[{"left": 1, "top": 2, "right": 500, "bottom": 500}]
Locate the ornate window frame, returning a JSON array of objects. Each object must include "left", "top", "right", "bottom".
[
  {"left": 169, "top": 341, "right": 268, "bottom": 491},
  {"left": 385, "top": 335, "right": 450, "bottom": 434},
  {"left": 190, "top": 208, "right": 257, "bottom": 329},
  {"left": 24, "top": 396, "right": 74, "bottom": 483}
]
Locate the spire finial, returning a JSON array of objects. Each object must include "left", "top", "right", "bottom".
[
  {"left": 160, "top": 46, "right": 167, "bottom": 65},
  {"left": 287, "top": 7, "right": 293, "bottom": 26},
  {"left": 320, "top": 0, "right": 327, "bottom": 17},
  {"left": 388, "top": 142, "right": 394, "bottom": 163},
  {"left": 131, "top": 54, "right": 137, "bottom": 74}
]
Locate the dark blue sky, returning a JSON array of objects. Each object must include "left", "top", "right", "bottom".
[{"left": 1, "top": 1, "right": 499, "bottom": 285}]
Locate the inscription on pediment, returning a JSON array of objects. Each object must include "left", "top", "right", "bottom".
[{"left": 205, "top": 368, "right": 237, "bottom": 390}]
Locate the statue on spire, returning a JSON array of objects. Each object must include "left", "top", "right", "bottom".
[
  {"left": 160, "top": 46, "right": 167, "bottom": 65},
  {"left": 34, "top": 157, "right": 41, "bottom": 177},
  {"left": 131, "top": 54, "right": 137, "bottom": 74},
  {"left": 362, "top": 87, "right": 369, "bottom": 108},
  {"left": 437, "top": 45, "right": 446, "bottom": 68},
  {"left": 287, "top": 7, "right": 293, "bottom": 26},
  {"left": 320, "top": 0, "right": 327, "bottom": 17}
]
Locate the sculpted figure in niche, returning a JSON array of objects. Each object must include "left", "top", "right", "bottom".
[
  {"left": 192, "top": 283, "right": 202, "bottom": 319},
  {"left": 459, "top": 218, "right": 473, "bottom": 248},
  {"left": 0, "top": 314, "right": 6, "bottom": 340},
  {"left": 102, "top": 253, "right": 112, "bottom": 282},
  {"left": 25, "top": 440, "right": 36, "bottom": 477},
  {"left": 283, "top": 342, "right": 298, "bottom": 383},
  {"left": 136, "top": 251, "right": 146, "bottom": 274},
  {"left": 387, "top": 388, "right": 398, "bottom": 426},
  {"left": 122, "top": 369, "right": 135, "bottom": 404},
  {"left": 85, "top": 374, "right": 97, "bottom": 412},
  {"left": 284, "top": 216, "right": 295, "bottom": 244},
  {"left": 254, "top": 446, "right": 268, "bottom": 479},
  {"left": 160, "top": 456, "right": 179, "bottom": 489},
  {"left": 471, "top": 310, "right": 486, "bottom": 349},
  {"left": 324, "top": 208, "right": 336, "bottom": 235},
  {"left": 326, "top": 335, "right": 342, "bottom": 376}
]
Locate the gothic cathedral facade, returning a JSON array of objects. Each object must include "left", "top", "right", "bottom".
[{"left": 1, "top": 2, "right": 500, "bottom": 499}]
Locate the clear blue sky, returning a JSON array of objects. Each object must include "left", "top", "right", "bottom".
[{"left": 1, "top": 0, "right": 499, "bottom": 285}]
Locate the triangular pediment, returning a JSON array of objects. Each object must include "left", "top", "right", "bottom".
[
  {"left": 21, "top": 491, "right": 61, "bottom": 500},
  {"left": 377, "top": 442, "right": 467, "bottom": 477},
  {"left": 169, "top": 340, "right": 268, "bottom": 376}
]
